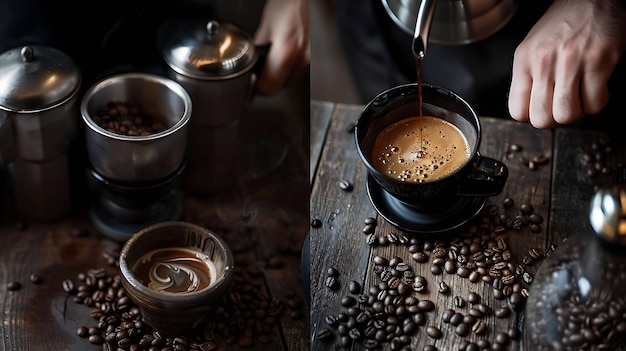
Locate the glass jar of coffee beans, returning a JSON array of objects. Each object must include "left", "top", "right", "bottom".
[{"left": 525, "top": 185, "right": 626, "bottom": 350}]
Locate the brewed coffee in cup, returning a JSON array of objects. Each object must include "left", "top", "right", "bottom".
[
  {"left": 356, "top": 83, "right": 508, "bottom": 205},
  {"left": 371, "top": 115, "right": 471, "bottom": 183}
]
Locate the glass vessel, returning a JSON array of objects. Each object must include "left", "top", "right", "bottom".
[{"left": 525, "top": 185, "right": 626, "bottom": 350}]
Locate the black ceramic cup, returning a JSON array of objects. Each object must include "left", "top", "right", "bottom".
[{"left": 355, "top": 83, "right": 508, "bottom": 207}]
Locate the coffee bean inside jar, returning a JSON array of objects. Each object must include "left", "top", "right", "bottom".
[{"left": 91, "top": 101, "right": 166, "bottom": 136}]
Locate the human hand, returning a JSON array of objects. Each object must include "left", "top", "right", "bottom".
[
  {"left": 508, "top": 0, "right": 626, "bottom": 128},
  {"left": 254, "top": 0, "right": 310, "bottom": 96}
]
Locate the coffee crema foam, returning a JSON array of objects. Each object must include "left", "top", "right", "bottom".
[
  {"left": 371, "top": 116, "right": 471, "bottom": 182},
  {"left": 133, "top": 247, "right": 217, "bottom": 293}
]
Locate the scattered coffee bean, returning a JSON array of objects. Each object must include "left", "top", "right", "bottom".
[
  {"left": 495, "top": 306, "right": 511, "bottom": 318},
  {"left": 442, "top": 309, "right": 454, "bottom": 323},
  {"left": 348, "top": 281, "right": 361, "bottom": 294},
  {"left": 467, "top": 292, "right": 480, "bottom": 304},
  {"left": 77, "top": 326, "right": 89, "bottom": 338},
  {"left": 519, "top": 203, "right": 534, "bottom": 214},
  {"left": 495, "top": 331, "right": 510, "bottom": 345},
  {"left": 311, "top": 218, "right": 322, "bottom": 228},
  {"left": 425, "top": 326, "right": 442, "bottom": 339},
  {"left": 449, "top": 313, "right": 463, "bottom": 326},
  {"left": 29, "top": 274, "right": 42, "bottom": 285},
  {"left": 431, "top": 265, "right": 443, "bottom": 275},
  {"left": 386, "top": 232, "right": 398, "bottom": 243},
  {"left": 7, "top": 281, "right": 21, "bottom": 291},
  {"left": 373, "top": 256, "right": 388, "bottom": 266},
  {"left": 438, "top": 281, "right": 449, "bottom": 294},
  {"left": 532, "top": 154, "right": 549, "bottom": 165},
  {"left": 503, "top": 197, "right": 514, "bottom": 209},
  {"left": 507, "top": 326, "right": 520, "bottom": 340},
  {"left": 412, "top": 252, "right": 428, "bottom": 263},
  {"left": 453, "top": 296, "right": 465, "bottom": 308},
  {"left": 325, "top": 276, "right": 338, "bottom": 290},
  {"left": 509, "top": 144, "right": 523, "bottom": 152},
  {"left": 472, "top": 320, "right": 486, "bottom": 335},
  {"left": 364, "top": 217, "right": 377, "bottom": 225},
  {"left": 340, "top": 296, "right": 356, "bottom": 308},
  {"left": 88, "top": 334, "right": 103, "bottom": 345},
  {"left": 363, "top": 224, "right": 376, "bottom": 234},
  {"left": 327, "top": 267, "right": 339, "bottom": 278},
  {"left": 455, "top": 322, "right": 470, "bottom": 337},
  {"left": 338, "top": 179, "right": 353, "bottom": 191}
]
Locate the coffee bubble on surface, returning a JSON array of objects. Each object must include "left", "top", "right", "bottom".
[{"left": 372, "top": 116, "right": 470, "bottom": 182}]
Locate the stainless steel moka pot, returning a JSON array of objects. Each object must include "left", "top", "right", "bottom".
[
  {"left": 382, "top": 0, "right": 518, "bottom": 56},
  {"left": 160, "top": 20, "right": 266, "bottom": 194},
  {"left": 0, "top": 45, "right": 82, "bottom": 221}
]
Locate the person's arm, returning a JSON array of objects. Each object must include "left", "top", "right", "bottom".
[
  {"left": 253, "top": 0, "right": 310, "bottom": 96},
  {"left": 508, "top": 0, "right": 626, "bottom": 128}
]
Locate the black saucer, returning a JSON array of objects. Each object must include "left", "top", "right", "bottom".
[{"left": 366, "top": 174, "right": 487, "bottom": 234}]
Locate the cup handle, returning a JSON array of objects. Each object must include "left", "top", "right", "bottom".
[{"left": 458, "top": 156, "right": 508, "bottom": 197}]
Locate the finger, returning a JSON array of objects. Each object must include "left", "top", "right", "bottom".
[
  {"left": 508, "top": 49, "right": 532, "bottom": 122},
  {"left": 256, "top": 39, "right": 300, "bottom": 96},
  {"left": 581, "top": 68, "right": 610, "bottom": 116},
  {"left": 552, "top": 52, "right": 583, "bottom": 125},
  {"left": 528, "top": 76, "right": 556, "bottom": 129}
]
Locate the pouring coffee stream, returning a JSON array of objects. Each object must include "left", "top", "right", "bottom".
[{"left": 413, "top": 0, "right": 438, "bottom": 158}]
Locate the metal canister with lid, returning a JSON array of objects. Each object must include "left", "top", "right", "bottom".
[
  {"left": 160, "top": 19, "right": 266, "bottom": 194},
  {"left": 0, "top": 45, "right": 82, "bottom": 221}
]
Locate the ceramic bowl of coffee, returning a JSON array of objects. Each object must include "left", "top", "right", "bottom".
[
  {"left": 119, "top": 221, "right": 234, "bottom": 336},
  {"left": 355, "top": 83, "right": 508, "bottom": 206}
]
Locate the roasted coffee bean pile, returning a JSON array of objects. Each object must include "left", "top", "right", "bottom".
[
  {"left": 62, "top": 260, "right": 288, "bottom": 350},
  {"left": 526, "top": 240, "right": 626, "bottom": 350},
  {"left": 316, "top": 200, "right": 548, "bottom": 350},
  {"left": 91, "top": 102, "right": 166, "bottom": 136}
]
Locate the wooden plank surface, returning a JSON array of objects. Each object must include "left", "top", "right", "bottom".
[
  {"left": 309, "top": 100, "right": 614, "bottom": 351},
  {"left": 310, "top": 100, "right": 334, "bottom": 184},
  {"left": 0, "top": 109, "right": 309, "bottom": 351}
]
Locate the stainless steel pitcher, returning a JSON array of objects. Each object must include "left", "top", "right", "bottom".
[
  {"left": 0, "top": 45, "right": 82, "bottom": 221},
  {"left": 382, "top": 0, "right": 518, "bottom": 55}
]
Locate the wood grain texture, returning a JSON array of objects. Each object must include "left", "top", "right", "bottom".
[
  {"left": 309, "top": 101, "right": 617, "bottom": 351},
  {"left": 0, "top": 109, "right": 309, "bottom": 351}
]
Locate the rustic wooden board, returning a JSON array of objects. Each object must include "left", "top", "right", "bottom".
[
  {"left": 310, "top": 103, "right": 380, "bottom": 349},
  {"left": 311, "top": 100, "right": 334, "bottom": 184},
  {"left": 309, "top": 106, "right": 556, "bottom": 351},
  {"left": 0, "top": 109, "right": 309, "bottom": 351}
]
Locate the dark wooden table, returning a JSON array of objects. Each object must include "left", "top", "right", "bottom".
[
  {"left": 0, "top": 109, "right": 310, "bottom": 351},
  {"left": 310, "top": 100, "right": 625, "bottom": 351}
]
